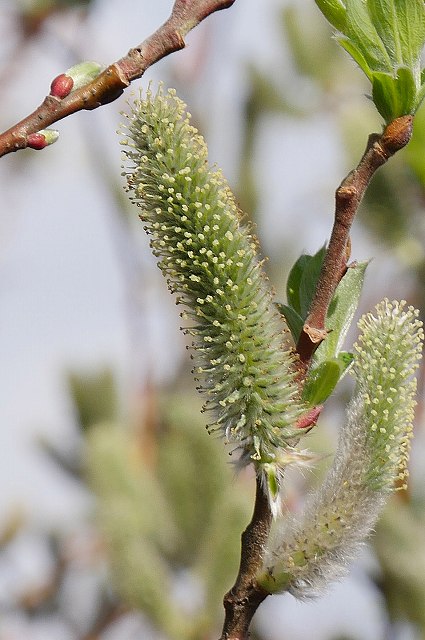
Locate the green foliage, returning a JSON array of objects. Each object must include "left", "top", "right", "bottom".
[
  {"left": 287, "top": 246, "right": 326, "bottom": 320},
  {"left": 315, "top": 0, "right": 347, "bottom": 33},
  {"left": 276, "top": 301, "right": 303, "bottom": 345},
  {"left": 279, "top": 245, "right": 326, "bottom": 342},
  {"left": 315, "top": 0, "right": 425, "bottom": 121},
  {"left": 302, "top": 355, "right": 352, "bottom": 405},
  {"left": 314, "top": 261, "right": 367, "bottom": 362},
  {"left": 281, "top": 251, "right": 366, "bottom": 405}
]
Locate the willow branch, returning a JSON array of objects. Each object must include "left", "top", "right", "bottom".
[
  {"left": 0, "top": 0, "right": 236, "bottom": 158},
  {"left": 296, "top": 114, "right": 414, "bottom": 366},
  {"left": 219, "top": 476, "right": 271, "bottom": 640}
]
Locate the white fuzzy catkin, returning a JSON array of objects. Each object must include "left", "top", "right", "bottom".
[{"left": 258, "top": 299, "right": 423, "bottom": 597}]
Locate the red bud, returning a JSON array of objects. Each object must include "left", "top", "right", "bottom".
[
  {"left": 295, "top": 405, "right": 323, "bottom": 431},
  {"left": 49, "top": 62, "right": 104, "bottom": 99},
  {"left": 27, "top": 133, "right": 47, "bottom": 150},
  {"left": 27, "top": 129, "right": 59, "bottom": 150},
  {"left": 50, "top": 73, "right": 74, "bottom": 99}
]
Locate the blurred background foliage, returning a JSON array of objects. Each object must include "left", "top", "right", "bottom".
[{"left": 3, "top": 0, "right": 425, "bottom": 639}]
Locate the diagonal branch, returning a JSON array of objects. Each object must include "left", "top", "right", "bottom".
[
  {"left": 296, "top": 114, "right": 413, "bottom": 366},
  {"left": 0, "top": 0, "right": 236, "bottom": 158}
]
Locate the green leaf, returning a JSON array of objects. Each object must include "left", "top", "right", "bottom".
[
  {"left": 418, "top": 81, "right": 425, "bottom": 113},
  {"left": 286, "top": 254, "right": 310, "bottom": 315},
  {"left": 417, "top": 71, "right": 425, "bottom": 113},
  {"left": 401, "top": 1, "right": 425, "bottom": 68},
  {"left": 283, "top": 246, "right": 327, "bottom": 343},
  {"left": 314, "top": 261, "right": 368, "bottom": 364},
  {"left": 372, "top": 67, "right": 416, "bottom": 121},
  {"left": 317, "top": 0, "right": 425, "bottom": 122},
  {"left": 337, "top": 37, "right": 373, "bottom": 79},
  {"left": 277, "top": 303, "right": 304, "bottom": 343},
  {"left": 398, "top": 65, "right": 417, "bottom": 105},
  {"left": 338, "top": 350, "right": 354, "bottom": 373},
  {"left": 396, "top": 66, "right": 418, "bottom": 112},
  {"left": 299, "top": 245, "right": 326, "bottom": 319},
  {"left": 285, "top": 246, "right": 326, "bottom": 319},
  {"left": 314, "top": 0, "right": 347, "bottom": 33},
  {"left": 302, "top": 353, "right": 353, "bottom": 405},
  {"left": 384, "top": 0, "right": 425, "bottom": 68},
  {"left": 366, "top": 0, "right": 425, "bottom": 70},
  {"left": 372, "top": 72, "right": 400, "bottom": 121},
  {"left": 302, "top": 360, "right": 340, "bottom": 405},
  {"left": 367, "top": 0, "right": 404, "bottom": 66},
  {"left": 345, "top": 0, "right": 392, "bottom": 72}
]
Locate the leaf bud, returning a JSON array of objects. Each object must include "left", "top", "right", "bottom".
[
  {"left": 49, "top": 61, "right": 104, "bottom": 99},
  {"left": 50, "top": 73, "right": 74, "bottom": 99},
  {"left": 27, "top": 129, "right": 59, "bottom": 150}
]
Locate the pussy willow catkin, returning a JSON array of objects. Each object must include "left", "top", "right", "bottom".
[
  {"left": 258, "top": 300, "right": 423, "bottom": 597},
  {"left": 121, "top": 86, "right": 307, "bottom": 477}
]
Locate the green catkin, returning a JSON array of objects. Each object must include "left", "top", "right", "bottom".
[
  {"left": 120, "top": 86, "right": 307, "bottom": 495},
  {"left": 258, "top": 300, "right": 423, "bottom": 597}
]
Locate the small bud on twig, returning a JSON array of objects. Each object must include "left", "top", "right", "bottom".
[
  {"left": 50, "top": 74, "right": 74, "bottom": 99},
  {"left": 27, "top": 129, "right": 59, "bottom": 150},
  {"left": 49, "top": 61, "right": 104, "bottom": 99},
  {"left": 380, "top": 115, "right": 414, "bottom": 155}
]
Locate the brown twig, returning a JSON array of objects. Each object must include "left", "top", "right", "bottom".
[
  {"left": 0, "top": 0, "right": 236, "bottom": 157},
  {"left": 296, "top": 114, "right": 414, "bottom": 366},
  {"left": 219, "top": 476, "right": 271, "bottom": 640}
]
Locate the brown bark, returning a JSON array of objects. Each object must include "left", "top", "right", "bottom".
[
  {"left": 0, "top": 0, "right": 236, "bottom": 157},
  {"left": 296, "top": 115, "right": 413, "bottom": 366}
]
